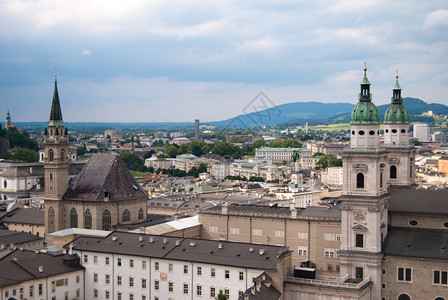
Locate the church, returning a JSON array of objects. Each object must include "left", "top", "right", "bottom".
[{"left": 43, "top": 75, "right": 148, "bottom": 234}]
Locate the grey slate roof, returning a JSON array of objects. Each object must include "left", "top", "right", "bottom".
[
  {"left": 239, "top": 272, "right": 281, "bottom": 300},
  {"left": 389, "top": 187, "right": 448, "bottom": 215},
  {"left": 70, "top": 231, "right": 289, "bottom": 270},
  {"left": 0, "top": 249, "right": 84, "bottom": 288},
  {"left": 0, "top": 208, "right": 44, "bottom": 225},
  {"left": 64, "top": 153, "right": 148, "bottom": 201},
  {"left": 0, "top": 230, "right": 43, "bottom": 245},
  {"left": 383, "top": 227, "right": 448, "bottom": 259},
  {"left": 49, "top": 80, "right": 63, "bottom": 123}
]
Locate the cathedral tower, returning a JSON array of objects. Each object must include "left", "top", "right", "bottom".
[
  {"left": 339, "top": 65, "right": 388, "bottom": 299},
  {"left": 383, "top": 72, "right": 416, "bottom": 186},
  {"left": 44, "top": 73, "right": 69, "bottom": 234}
]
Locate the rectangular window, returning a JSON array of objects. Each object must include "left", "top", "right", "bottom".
[
  {"left": 29, "top": 285, "right": 34, "bottom": 297},
  {"left": 239, "top": 271, "right": 244, "bottom": 281},
  {"left": 225, "top": 270, "right": 230, "bottom": 279},
  {"left": 64, "top": 278, "right": 68, "bottom": 286},
  {"left": 76, "top": 289, "right": 80, "bottom": 298},
  {"left": 224, "top": 289, "right": 230, "bottom": 298},
  {"left": 93, "top": 273, "right": 98, "bottom": 283},
  {"left": 117, "top": 292, "right": 122, "bottom": 300},
  {"left": 142, "top": 295, "right": 146, "bottom": 300},
  {"left": 197, "top": 266, "right": 202, "bottom": 276},
  {"left": 94, "top": 255, "right": 98, "bottom": 264},
  {"left": 183, "top": 265, "right": 189, "bottom": 274},
  {"left": 105, "top": 291, "right": 110, "bottom": 299},
  {"left": 38, "top": 284, "right": 43, "bottom": 295},
  {"left": 230, "top": 227, "right": 240, "bottom": 234},
  {"left": 211, "top": 268, "right": 216, "bottom": 277},
  {"left": 434, "top": 270, "right": 448, "bottom": 285},
  {"left": 154, "top": 262, "right": 159, "bottom": 271},
  {"left": 129, "top": 277, "right": 134, "bottom": 287},
  {"left": 209, "top": 226, "right": 218, "bottom": 233},
  {"left": 105, "top": 257, "right": 110, "bottom": 265},
  {"left": 117, "top": 258, "right": 122, "bottom": 267},
  {"left": 105, "top": 274, "right": 110, "bottom": 284},
  {"left": 298, "top": 232, "right": 308, "bottom": 239},
  {"left": 298, "top": 246, "right": 308, "bottom": 256},
  {"left": 183, "top": 283, "right": 189, "bottom": 294},
  {"left": 84, "top": 254, "right": 88, "bottom": 263},
  {"left": 76, "top": 275, "right": 80, "bottom": 283},
  {"left": 154, "top": 280, "right": 159, "bottom": 290},
  {"left": 325, "top": 233, "right": 335, "bottom": 241},
  {"left": 356, "top": 234, "right": 364, "bottom": 248},
  {"left": 129, "top": 294, "right": 133, "bottom": 300},
  {"left": 210, "top": 287, "right": 216, "bottom": 297},
  {"left": 168, "top": 282, "right": 174, "bottom": 292},
  {"left": 168, "top": 263, "right": 173, "bottom": 272},
  {"left": 336, "top": 234, "right": 341, "bottom": 241},
  {"left": 117, "top": 276, "right": 122, "bottom": 286},
  {"left": 397, "top": 267, "right": 412, "bottom": 282},
  {"left": 253, "top": 229, "right": 262, "bottom": 236},
  {"left": 130, "top": 259, "right": 134, "bottom": 268},
  {"left": 94, "top": 289, "right": 98, "bottom": 298},
  {"left": 142, "top": 260, "right": 147, "bottom": 270},
  {"left": 275, "top": 230, "right": 284, "bottom": 238},
  {"left": 197, "top": 285, "right": 202, "bottom": 296},
  {"left": 142, "top": 278, "right": 147, "bottom": 289},
  {"left": 324, "top": 248, "right": 335, "bottom": 258}
]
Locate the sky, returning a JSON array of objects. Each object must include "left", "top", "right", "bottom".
[{"left": 0, "top": 0, "right": 447, "bottom": 123}]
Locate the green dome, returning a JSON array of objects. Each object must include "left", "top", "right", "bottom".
[
  {"left": 350, "top": 101, "right": 381, "bottom": 125},
  {"left": 384, "top": 104, "right": 409, "bottom": 124}
]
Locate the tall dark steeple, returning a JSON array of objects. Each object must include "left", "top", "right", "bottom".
[{"left": 49, "top": 72, "right": 64, "bottom": 127}]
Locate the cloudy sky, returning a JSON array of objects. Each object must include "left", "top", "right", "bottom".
[{"left": 0, "top": 0, "right": 447, "bottom": 123}]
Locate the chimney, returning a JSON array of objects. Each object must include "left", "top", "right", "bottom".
[
  {"left": 291, "top": 207, "right": 297, "bottom": 218},
  {"left": 222, "top": 202, "right": 228, "bottom": 214}
]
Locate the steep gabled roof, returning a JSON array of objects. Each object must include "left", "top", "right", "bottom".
[
  {"left": 48, "top": 80, "right": 64, "bottom": 127},
  {"left": 63, "top": 153, "right": 148, "bottom": 201}
]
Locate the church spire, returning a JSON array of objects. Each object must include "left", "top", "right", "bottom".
[
  {"left": 359, "top": 62, "right": 372, "bottom": 102},
  {"left": 49, "top": 70, "right": 64, "bottom": 127},
  {"left": 392, "top": 70, "right": 402, "bottom": 104}
]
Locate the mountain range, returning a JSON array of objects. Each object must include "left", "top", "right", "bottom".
[{"left": 209, "top": 98, "right": 448, "bottom": 128}]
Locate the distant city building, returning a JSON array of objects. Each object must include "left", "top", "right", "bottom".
[
  {"left": 226, "top": 134, "right": 254, "bottom": 143},
  {"left": 255, "top": 147, "right": 312, "bottom": 164},
  {"left": 432, "top": 131, "right": 446, "bottom": 143},
  {"left": 211, "top": 162, "right": 231, "bottom": 180},
  {"left": 104, "top": 129, "right": 115, "bottom": 138},
  {"left": 194, "top": 119, "right": 200, "bottom": 141},
  {"left": 171, "top": 137, "right": 191, "bottom": 145},
  {"left": 230, "top": 162, "right": 283, "bottom": 181},
  {"left": 413, "top": 123, "right": 430, "bottom": 142},
  {"left": 321, "top": 167, "right": 343, "bottom": 186},
  {"left": 170, "top": 131, "right": 186, "bottom": 138},
  {"left": 154, "top": 131, "right": 167, "bottom": 138},
  {"left": 144, "top": 155, "right": 175, "bottom": 169}
]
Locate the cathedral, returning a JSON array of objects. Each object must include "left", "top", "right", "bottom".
[{"left": 43, "top": 75, "right": 148, "bottom": 234}]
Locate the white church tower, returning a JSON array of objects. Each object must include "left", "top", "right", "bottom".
[{"left": 339, "top": 65, "right": 389, "bottom": 300}]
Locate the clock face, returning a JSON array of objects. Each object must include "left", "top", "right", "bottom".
[{"left": 354, "top": 211, "right": 367, "bottom": 223}]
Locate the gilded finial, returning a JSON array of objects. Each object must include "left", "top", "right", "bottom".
[
  {"left": 54, "top": 66, "right": 57, "bottom": 82},
  {"left": 364, "top": 61, "right": 367, "bottom": 71},
  {"left": 396, "top": 69, "right": 399, "bottom": 79}
]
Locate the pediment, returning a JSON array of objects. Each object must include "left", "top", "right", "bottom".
[{"left": 352, "top": 224, "right": 368, "bottom": 232}]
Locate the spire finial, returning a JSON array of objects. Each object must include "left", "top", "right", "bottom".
[
  {"left": 54, "top": 67, "right": 57, "bottom": 82},
  {"left": 396, "top": 69, "right": 399, "bottom": 79},
  {"left": 364, "top": 61, "right": 367, "bottom": 72}
]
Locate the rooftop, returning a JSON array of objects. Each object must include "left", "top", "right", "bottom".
[
  {"left": 389, "top": 187, "right": 448, "bottom": 215},
  {"left": 0, "top": 208, "right": 44, "bottom": 225},
  {"left": 70, "top": 231, "right": 289, "bottom": 270}
]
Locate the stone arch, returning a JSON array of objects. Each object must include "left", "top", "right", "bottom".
[
  {"left": 103, "top": 210, "right": 111, "bottom": 231},
  {"left": 84, "top": 209, "right": 92, "bottom": 229},
  {"left": 356, "top": 173, "right": 364, "bottom": 189},
  {"left": 48, "top": 206, "right": 55, "bottom": 233},
  {"left": 398, "top": 294, "right": 411, "bottom": 300},
  {"left": 390, "top": 165, "right": 397, "bottom": 179},
  {"left": 122, "top": 209, "right": 130, "bottom": 222},
  {"left": 70, "top": 207, "right": 78, "bottom": 228}
]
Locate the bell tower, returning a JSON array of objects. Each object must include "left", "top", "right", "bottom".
[
  {"left": 339, "top": 64, "right": 388, "bottom": 300},
  {"left": 383, "top": 72, "right": 416, "bottom": 186},
  {"left": 44, "top": 72, "right": 69, "bottom": 234}
]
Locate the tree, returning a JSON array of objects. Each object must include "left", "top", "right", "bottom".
[
  {"left": 316, "top": 155, "right": 342, "bottom": 169},
  {"left": 76, "top": 146, "right": 86, "bottom": 156},
  {"left": 216, "top": 290, "right": 227, "bottom": 300},
  {"left": 165, "top": 144, "right": 179, "bottom": 158},
  {"left": 13, "top": 148, "right": 38, "bottom": 162}
]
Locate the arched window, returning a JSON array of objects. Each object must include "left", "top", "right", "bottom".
[
  {"left": 103, "top": 210, "right": 111, "bottom": 231},
  {"left": 48, "top": 206, "right": 55, "bottom": 233},
  {"left": 122, "top": 209, "right": 130, "bottom": 222},
  {"left": 390, "top": 165, "right": 397, "bottom": 179},
  {"left": 398, "top": 294, "right": 411, "bottom": 300},
  {"left": 3, "top": 180, "right": 6, "bottom": 189},
  {"left": 435, "top": 297, "right": 446, "bottom": 300},
  {"left": 138, "top": 208, "right": 144, "bottom": 220},
  {"left": 84, "top": 209, "right": 92, "bottom": 229},
  {"left": 70, "top": 208, "right": 78, "bottom": 228},
  {"left": 61, "top": 149, "right": 65, "bottom": 162},
  {"left": 49, "top": 149, "right": 54, "bottom": 162},
  {"left": 356, "top": 173, "right": 364, "bottom": 189}
]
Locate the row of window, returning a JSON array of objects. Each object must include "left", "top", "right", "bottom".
[
  {"left": 351, "top": 129, "right": 409, "bottom": 136},
  {"left": 212, "top": 228, "right": 342, "bottom": 242},
  {"left": 69, "top": 207, "right": 145, "bottom": 228},
  {"left": 3, "top": 276, "right": 81, "bottom": 299},
  {"left": 381, "top": 267, "right": 448, "bottom": 286},
  {"left": 296, "top": 246, "right": 339, "bottom": 258},
  {"left": 100, "top": 287, "right": 240, "bottom": 300}
]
